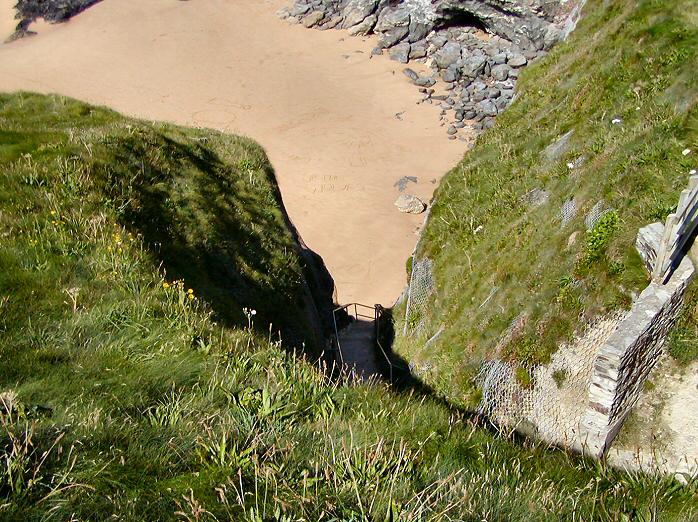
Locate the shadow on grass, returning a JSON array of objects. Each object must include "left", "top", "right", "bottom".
[
  {"left": 94, "top": 127, "right": 337, "bottom": 356},
  {"left": 374, "top": 306, "right": 555, "bottom": 445}
]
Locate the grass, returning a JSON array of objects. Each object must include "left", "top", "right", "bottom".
[
  {"left": 668, "top": 281, "right": 698, "bottom": 365},
  {"left": 1, "top": 92, "right": 696, "bottom": 519},
  {"left": 391, "top": 0, "right": 698, "bottom": 405}
]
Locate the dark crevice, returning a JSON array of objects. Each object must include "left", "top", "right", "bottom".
[{"left": 435, "top": 9, "right": 489, "bottom": 32}]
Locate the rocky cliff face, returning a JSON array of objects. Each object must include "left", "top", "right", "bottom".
[
  {"left": 15, "top": 0, "right": 101, "bottom": 23},
  {"left": 280, "top": 0, "right": 582, "bottom": 138}
]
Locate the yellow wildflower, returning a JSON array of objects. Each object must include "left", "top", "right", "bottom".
[
  {"left": 188, "top": 294, "right": 194, "bottom": 300},
  {"left": 187, "top": 288, "right": 194, "bottom": 295},
  {"left": 163, "top": 282, "right": 170, "bottom": 289}
]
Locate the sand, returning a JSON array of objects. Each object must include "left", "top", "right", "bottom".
[
  {"left": 0, "top": 0, "right": 464, "bottom": 307},
  {"left": 0, "top": 0, "right": 17, "bottom": 41}
]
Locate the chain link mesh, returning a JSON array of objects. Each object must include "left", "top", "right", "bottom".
[
  {"left": 525, "top": 188, "right": 550, "bottom": 208},
  {"left": 560, "top": 198, "right": 578, "bottom": 226},
  {"left": 476, "top": 311, "right": 627, "bottom": 446},
  {"left": 403, "top": 257, "right": 435, "bottom": 335},
  {"left": 585, "top": 200, "right": 611, "bottom": 230}
]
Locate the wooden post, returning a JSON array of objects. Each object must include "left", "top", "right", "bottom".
[{"left": 653, "top": 213, "right": 677, "bottom": 282}]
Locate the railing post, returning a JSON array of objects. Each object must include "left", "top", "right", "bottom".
[{"left": 653, "top": 213, "right": 677, "bottom": 283}]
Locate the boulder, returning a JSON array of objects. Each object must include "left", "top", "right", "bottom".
[
  {"left": 302, "top": 11, "right": 325, "bottom": 28},
  {"left": 429, "top": 34, "right": 448, "bottom": 50},
  {"left": 477, "top": 99, "right": 498, "bottom": 117},
  {"left": 379, "top": 25, "right": 409, "bottom": 48},
  {"left": 433, "top": 42, "right": 462, "bottom": 69},
  {"left": 491, "top": 64, "right": 511, "bottom": 81},
  {"left": 322, "top": 15, "right": 343, "bottom": 29},
  {"left": 290, "top": 4, "right": 311, "bottom": 17},
  {"left": 461, "top": 53, "right": 487, "bottom": 78},
  {"left": 493, "top": 52, "right": 508, "bottom": 65},
  {"left": 395, "top": 194, "right": 427, "bottom": 214},
  {"left": 507, "top": 53, "right": 528, "bottom": 67},
  {"left": 407, "top": 20, "right": 430, "bottom": 43},
  {"left": 409, "top": 40, "right": 428, "bottom": 59},
  {"left": 415, "top": 76, "right": 436, "bottom": 87},
  {"left": 341, "top": 0, "right": 378, "bottom": 29},
  {"left": 375, "top": 5, "right": 410, "bottom": 33},
  {"left": 389, "top": 42, "right": 411, "bottom": 63},
  {"left": 402, "top": 68, "right": 420, "bottom": 82},
  {"left": 348, "top": 14, "right": 377, "bottom": 36}
]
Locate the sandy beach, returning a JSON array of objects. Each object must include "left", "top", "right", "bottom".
[
  {"left": 0, "top": 0, "right": 17, "bottom": 40},
  {"left": 0, "top": 0, "right": 464, "bottom": 306}
]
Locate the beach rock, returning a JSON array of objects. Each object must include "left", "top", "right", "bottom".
[
  {"left": 415, "top": 76, "right": 436, "bottom": 87},
  {"left": 290, "top": 4, "right": 311, "bottom": 17},
  {"left": 442, "top": 67, "right": 459, "bottom": 83},
  {"left": 395, "top": 194, "right": 426, "bottom": 214},
  {"left": 379, "top": 26, "right": 409, "bottom": 48},
  {"left": 493, "top": 52, "right": 508, "bottom": 65},
  {"left": 477, "top": 99, "right": 498, "bottom": 117},
  {"left": 389, "top": 42, "right": 411, "bottom": 63},
  {"left": 447, "top": 125, "right": 457, "bottom": 135},
  {"left": 15, "top": 0, "right": 100, "bottom": 23},
  {"left": 348, "top": 14, "right": 377, "bottom": 35},
  {"left": 433, "top": 42, "right": 462, "bottom": 69},
  {"left": 286, "top": 0, "right": 574, "bottom": 143},
  {"left": 508, "top": 53, "right": 528, "bottom": 67},
  {"left": 323, "top": 15, "right": 343, "bottom": 29},
  {"left": 491, "top": 64, "right": 511, "bottom": 81},
  {"left": 407, "top": 20, "right": 430, "bottom": 43},
  {"left": 341, "top": 0, "right": 378, "bottom": 29},
  {"left": 375, "top": 5, "right": 410, "bottom": 33},
  {"left": 461, "top": 54, "right": 487, "bottom": 78},
  {"left": 429, "top": 34, "right": 448, "bottom": 50},
  {"left": 409, "top": 41, "right": 427, "bottom": 59},
  {"left": 403, "top": 68, "right": 420, "bottom": 82},
  {"left": 302, "top": 11, "right": 325, "bottom": 28}
]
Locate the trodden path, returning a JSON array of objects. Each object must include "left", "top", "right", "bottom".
[
  {"left": 0, "top": 0, "right": 464, "bottom": 307},
  {"left": 337, "top": 319, "right": 380, "bottom": 380}
]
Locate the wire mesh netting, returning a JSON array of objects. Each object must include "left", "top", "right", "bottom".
[
  {"left": 525, "top": 188, "right": 550, "bottom": 208},
  {"left": 476, "top": 311, "right": 627, "bottom": 446},
  {"left": 403, "top": 257, "right": 435, "bottom": 335},
  {"left": 585, "top": 200, "right": 611, "bottom": 230},
  {"left": 560, "top": 198, "right": 578, "bottom": 226}
]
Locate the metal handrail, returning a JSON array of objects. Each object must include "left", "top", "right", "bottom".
[{"left": 330, "top": 302, "right": 405, "bottom": 383}]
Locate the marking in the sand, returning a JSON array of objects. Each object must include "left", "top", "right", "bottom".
[
  {"left": 191, "top": 109, "right": 237, "bottom": 126},
  {"left": 305, "top": 174, "right": 364, "bottom": 194}
]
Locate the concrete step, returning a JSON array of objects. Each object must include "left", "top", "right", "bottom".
[{"left": 337, "top": 319, "right": 379, "bottom": 379}]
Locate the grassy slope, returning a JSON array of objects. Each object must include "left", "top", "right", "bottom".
[
  {"left": 392, "top": 0, "right": 698, "bottom": 404},
  {"left": 1, "top": 93, "right": 695, "bottom": 519}
]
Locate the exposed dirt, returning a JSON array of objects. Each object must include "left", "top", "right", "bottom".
[{"left": 610, "top": 356, "right": 698, "bottom": 482}]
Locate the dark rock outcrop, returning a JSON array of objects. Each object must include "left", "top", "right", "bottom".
[
  {"left": 281, "top": 0, "right": 582, "bottom": 139},
  {"left": 16, "top": 0, "right": 102, "bottom": 23}
]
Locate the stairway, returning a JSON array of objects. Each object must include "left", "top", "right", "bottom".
[{"left": 336, "top": 318, "right": 380, "bottom": 379}]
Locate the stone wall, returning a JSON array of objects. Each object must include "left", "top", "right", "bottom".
[{"left": 578, "top": 251, "right": 695, "bottom": 457}]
